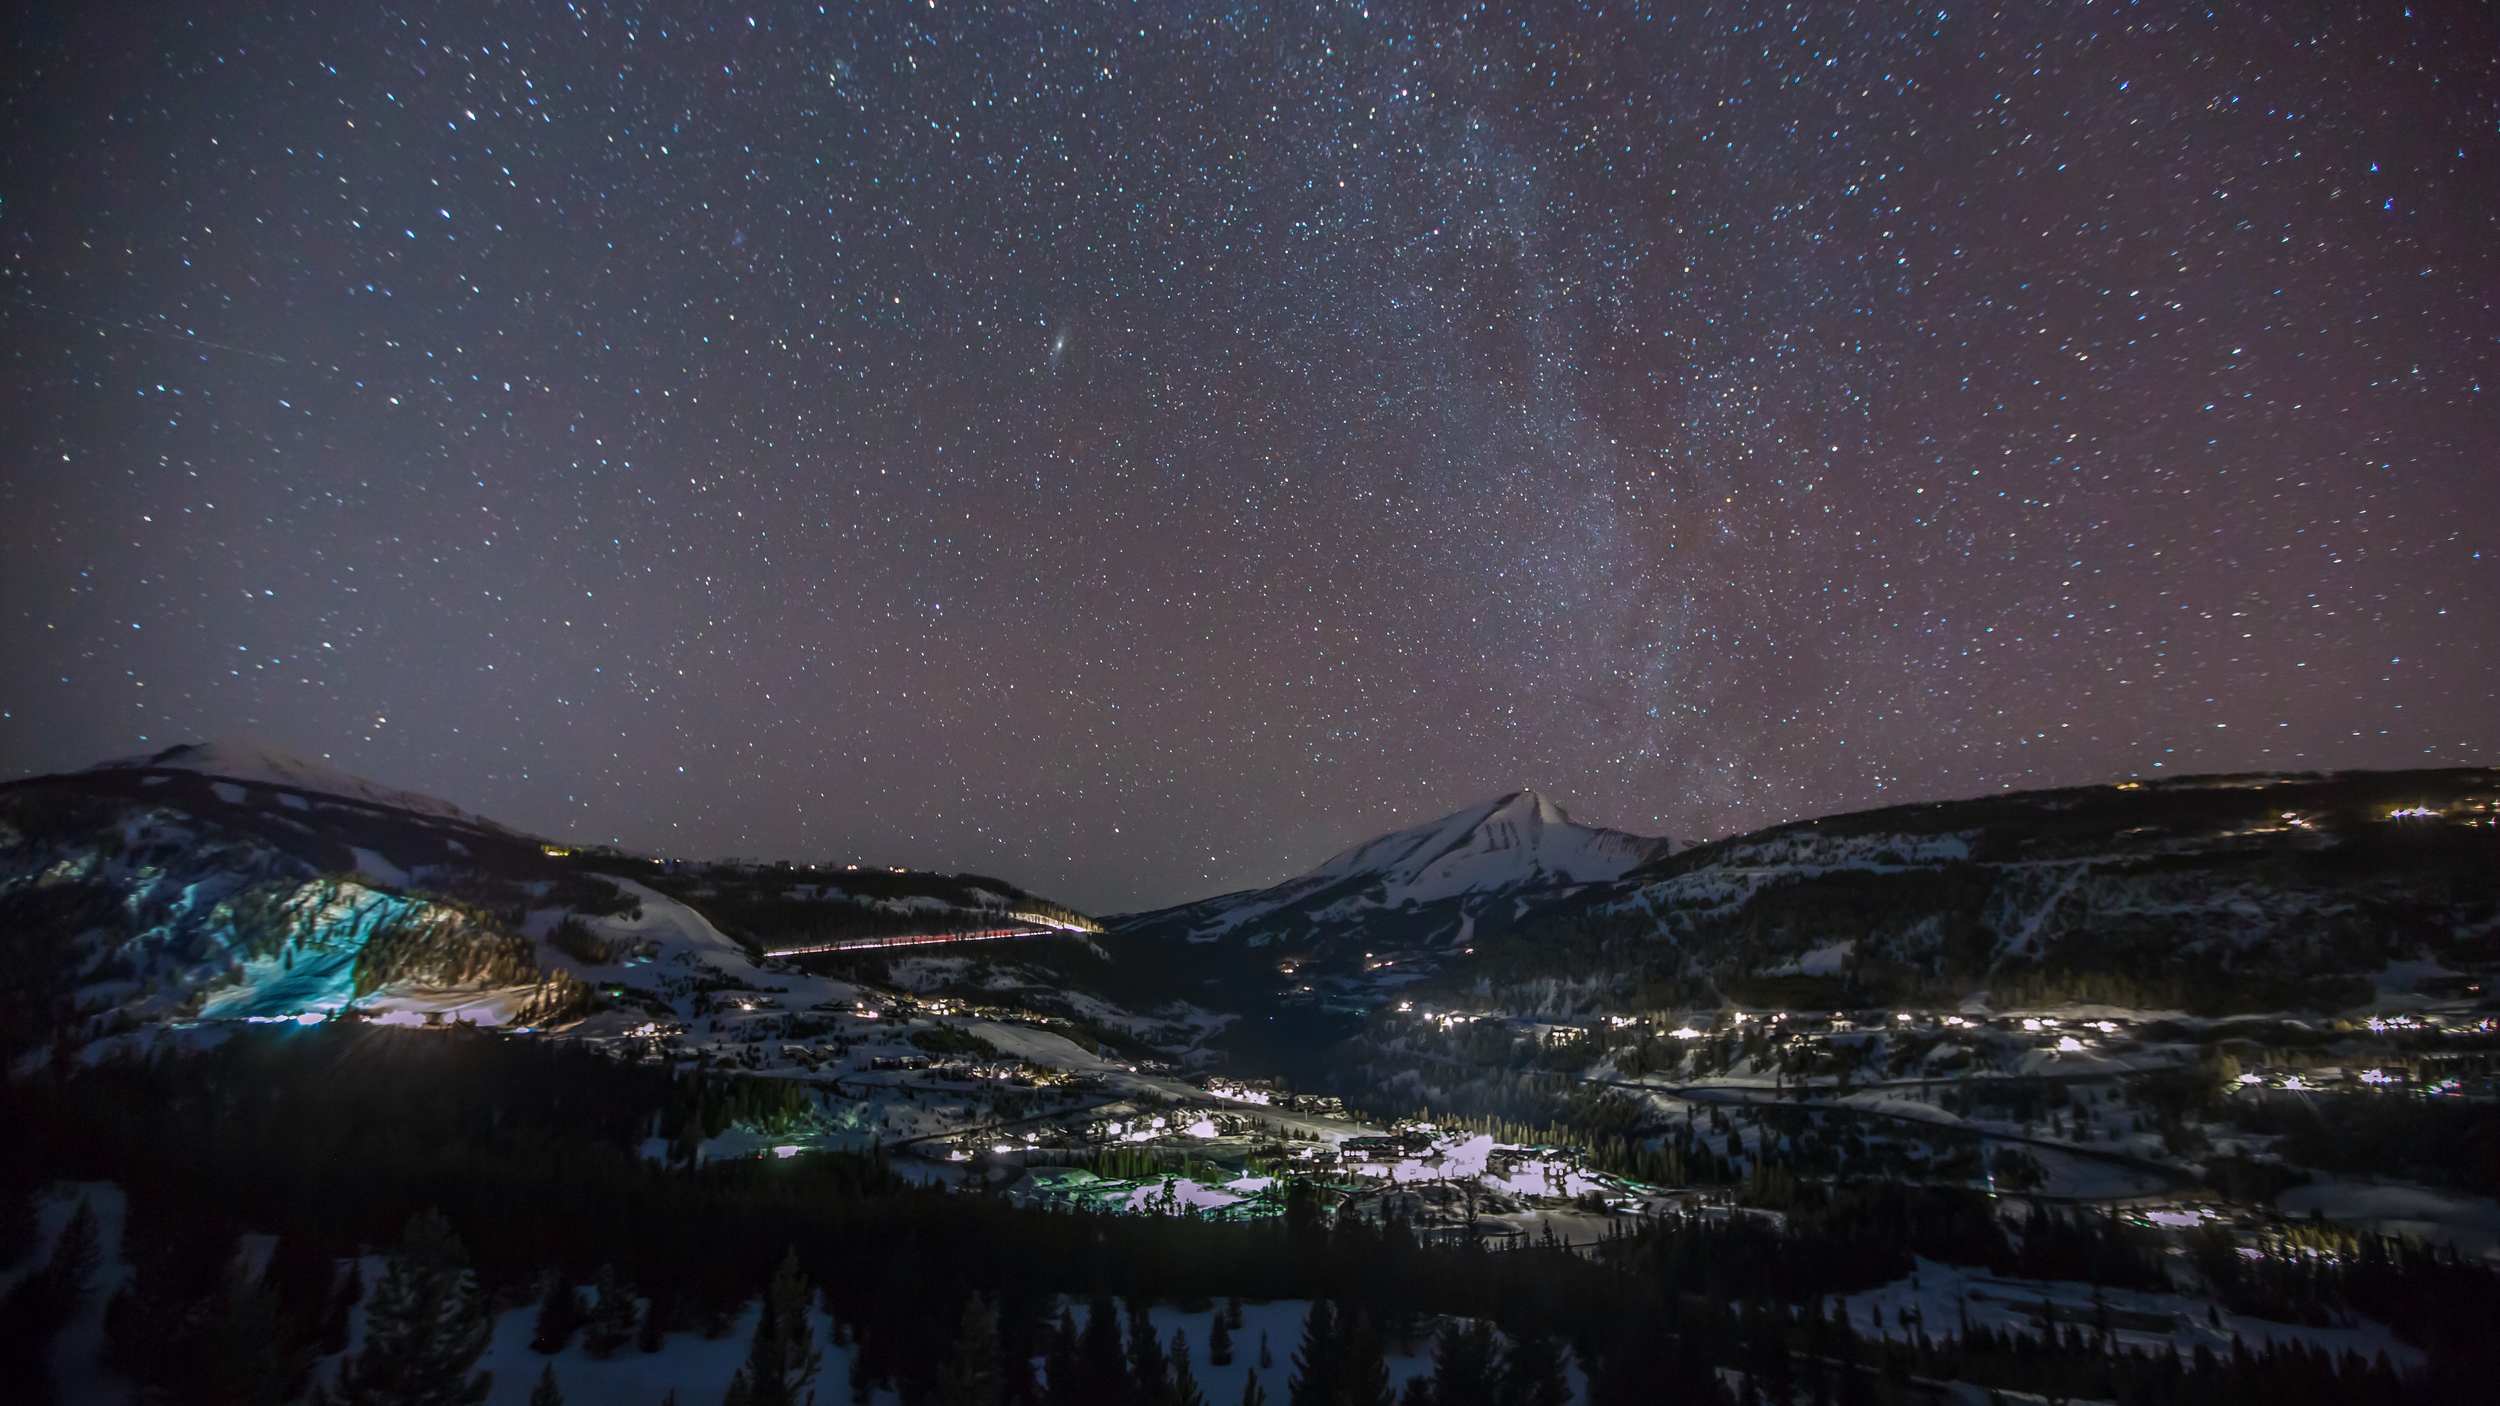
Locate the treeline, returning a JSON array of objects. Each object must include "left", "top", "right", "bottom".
[
  {"left": 2231, "top": 1090, "right": 2500, "bottom": 1198},
  {"left": 1340, "top": 1072, "right": 1643, "bottom": 1149},
  {"left": 643, "top": 868, "right": 1100, "bottom": 954},
  {"left": 8, "top": 1030, "right": 2496, "bottom": 1403}
]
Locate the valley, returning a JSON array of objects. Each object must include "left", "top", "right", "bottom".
[{"left": 5, "top": 744, "right": 2498, "bottom": 1403}]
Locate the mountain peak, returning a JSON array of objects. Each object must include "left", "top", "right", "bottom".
[
  {"left": 1296, "top": 788, "right": 1670, "bottom": 906},
  {"left": 89, "top": 739, "right": 506, "bottom": 830}
]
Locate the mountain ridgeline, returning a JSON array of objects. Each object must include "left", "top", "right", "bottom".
[
  {"left": 1106, "top": 769, "right": 2500, "bottom": 1023},
  {"left": 8, "top": 747, "right": 2500, "bottom": 1405},
  {"left": 6, "top": 744, "right": 2494, "bottom": 1068},
  {"left": 0, "top": 743, "right": 1105, "bottom": 1059}
]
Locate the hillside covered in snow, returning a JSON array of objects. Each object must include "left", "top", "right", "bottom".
[
  {"left": 7, "top": 749, "right": 2500, "bottom": 1405},
  {"left": 1106, "top": 791, "right": 1672, "bottom": 1015}
]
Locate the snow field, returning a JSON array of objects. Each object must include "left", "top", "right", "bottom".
[{"left": 1830, "top": 1255, "right": 2422, "bottom": 1374}]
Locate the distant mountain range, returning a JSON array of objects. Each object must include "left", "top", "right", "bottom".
[
  {"left": 6, "top": 742, "right": 2494, "bottom": 1071},
  {"left": 1107, "top": 768, "right": 2500, "bottom": 1023}
]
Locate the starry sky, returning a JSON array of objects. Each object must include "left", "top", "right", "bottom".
[{"left": 3, "top": 1, "right": 2494, "bottom": 913}]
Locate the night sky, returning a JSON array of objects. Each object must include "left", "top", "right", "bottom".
[{"left": 3, "top": 2, "right": 2493, "bottom": 913}]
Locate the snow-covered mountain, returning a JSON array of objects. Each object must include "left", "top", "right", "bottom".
[
  {"left": 1290, "top": 789, "right": 1670, "bottom": 908},
  {"left": 1112, "top": 768, "right": 2500, "bottom": 1022},
  {"left": 1, "top": 743, "right": 1137, "bottom": 1070},
  {"left": 89, "top": 739, "right": 516, "bottom": 832},
  {"left": 1583, "top": 766, "right": 2500, "bottom": 1015},
  {"left": 1109, "top": 792, "right": 1672, "bottom": 1006}
]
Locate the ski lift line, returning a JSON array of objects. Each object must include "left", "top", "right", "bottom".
[{"left": 764, "top": 926, "right": 1062, "bottom": 956}]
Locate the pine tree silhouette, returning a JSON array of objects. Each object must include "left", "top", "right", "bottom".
[
  {"left": 582, "top": 1263, "right": 641, "bottom": 1359},
  {"left": 1128, "top": 1297, "right": 1170, "bottom": 1401},
  {"left": 531, "top": 1270, "right": 585, "bottom": 1354},
  {"left": 1076, "top": 1293, "right": 1132, "bottom": 1402},
  {"left": 931, "top": 1294, "right": 1004, "bottom": 1406},
  {"left": 1170, "top": 1328, "right": 1208, "bottom": 1406},
  {"left": 1286, "top": 1301, "right": 1336, "bottom": 1406},
  {"left": 1337, "top": 1309, "right": 1393, "bottom": 1406},
  {"left": 742, "top": 1249, "right": 823, "bottom": 1406},
  {"left": 333, "top": 1210, "right": 493, "bottom": 1406}
]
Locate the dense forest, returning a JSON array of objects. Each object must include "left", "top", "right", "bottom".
[{"left": 5, "top": 1028, "right": 2494, "bottom": 1404}]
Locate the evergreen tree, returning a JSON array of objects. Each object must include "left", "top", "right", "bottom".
[
  {"left": 1397, "top": 1379, "right": 1433, "bottom": 1406},
  {"left": 1239, "top": 1368, "right": 1267, "bottom": 1406},
  {"left": 932, "top": 1294, "right": 1005, "bottom": 1406},
  {"left": 1427, "top": 1321, "right": 1502, "bottom": 1406},
  {"left": 1128, "top": 1297, "right": 1170, "bottom": 1402},
  {"left": 46, "top": 1198, "right": 102, "bottom": 1299},
  {"left": 1225, "top": 1299, "right": 1245, "bottom": 1332},
  {"left": 583, "top": 1263, "right": 641, "bottom": 1359},
  {"left": 1338, "top": 1309, "right": 1394, "bottom": 1406},
  {"left": 743, "top": 1249, "right": 823, "bottom": 1406},
  {"left": 0, "top": 1197, "right": 99, "bottom": 1406},
  {"left": 722, "top": 1368, "right": 753, "bottom": 1406},
  {"left": 531, "top": 1362, "right": 565, "bottom": 1406},
  {"left": 1076, "top": 1293, "right": 1131, "bottom": 1403},
  {"left": 531, "top": 1270, "right": 586, "bottom": 1354},
  {"left": 1043, "top": 1307, "right": 1081, "bottom": 1406},
  {"left": 320, "top": 1260, "right": 363, "bottom": 1357},
  {"left": 1208, "top": 1311, "right": 1234, "bottom": 1367},
  {"left": 1258, "top": 1332, "right": 1272, "bottom": 1370},
  {"left": 199, "top": 1260, "right": 304, "bottom": 1406},
  {"left": 1494, "top": 1335, "right": 1567, "bottom": 1406},
  {"left": 1286, "top": 1300, "right": 1337, "bottom": 1406},
  {"left": 1169, "top": 1329, "right": 1207, "bottom": 1406},
  {"left": 333, "top": 1210, "right": 493, "bottom": 1406}
]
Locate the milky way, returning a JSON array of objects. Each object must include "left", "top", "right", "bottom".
[{"left": 3, "top": 2, "right": 2493, "bottom": 911}]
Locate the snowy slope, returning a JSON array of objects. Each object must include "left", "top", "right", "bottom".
[
  {"left": 1292, "top": 790, "right": 1668, "bottom": 906},
  {"left": 1134, "top": 790, "right": 1671, "bottom": 946},
  {"left": 1120, "top": 790, "right": 1680, "bottom": 975},
  {"left": 88, "top": 739, "right": 520, "bottom": 833}
]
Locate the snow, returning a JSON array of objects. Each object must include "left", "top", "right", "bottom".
[
  {"left": 597, "top": 876, "right": 754, "bottom": 963},
  {"left": 1120, "top": 1177, "right": 1249, "bottom": 1214},
  {"left": 1087, "top": 1300, "right": 1584, "bottom": 1406},
  {"left": 350, "top": 846, "right": 410, "bottom": 888},
  {"left": 196, "top": 881, "right": 429, "bottom": 1021},
  {"left": 89, "top": 739, "right": 517, "bottom": 832},
  {"left": 964, "top": 1019, "right": 1132, "bottom": 1077},
  {"left": 1765, "top": 940, "right": 1854, "bottom": 977},
  {"left": 1833, "top": 1256, "right": 2423, "bottom": 1372},
  {"left": 2276, "top": 1175, "right": 2500, "bottom": 1264},
  {"left": 9, "top": 1186, "right": 1588, "bottom": 1406},
  {"left": 1297, "top": 790, "right": 1669, "bottom": 906},
  {"left": 1185, "top": 791, "right": 1669, "bottom": 939},
  {"left": 6, "top": 1181, "right": 132, "bottom": 1406},
  {"left": 340, "top": 1276, "right": 863, "bottom": 1406}
]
